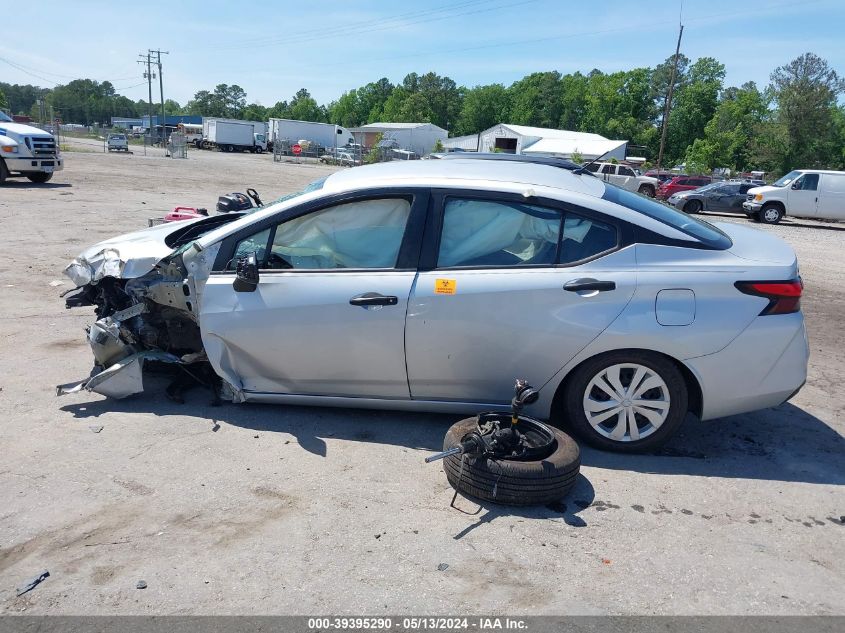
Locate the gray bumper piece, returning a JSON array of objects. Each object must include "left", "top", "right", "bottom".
[{"left": 56, "top": 350, "right": 182, "bottom": 399}]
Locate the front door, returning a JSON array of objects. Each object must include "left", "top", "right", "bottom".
[
  {"left": 787, "top": 173, "right": 820, "bottom": 217},
  {"left": 405, "top": 192, "right": 636, "bottom": 403},
  {"left": 199, "top": 193, "right": 424, "bottom": 398}
]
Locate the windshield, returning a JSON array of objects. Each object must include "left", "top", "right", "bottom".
[
  {"left": 0, "top": 111, "right": 12, "bottom": 122},
  {"left": 601, "top": 184, "right": 732, "bottom": 250},
  {"left": 263, "top": 177, "right": 326, "bottom": 208},
  {"left": 773, "top": 170, "right": 802, "bottom": 187}
]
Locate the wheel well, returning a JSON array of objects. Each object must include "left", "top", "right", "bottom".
[
  {"left": 550, "top": 348, "right": 703, "bottom": 420},
  {"left": 762, "top": 200, "right": 785, "bottom": 212}
]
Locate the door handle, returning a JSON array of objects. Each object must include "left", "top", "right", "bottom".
[
  {"left": 349, "top": 292, "right": 399, "bottom": 307},
  {"left": 564, "top": 278, "right": 616, "bottom": 292}
]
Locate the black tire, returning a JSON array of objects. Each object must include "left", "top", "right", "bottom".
[
  {"left": 0, "top": 158, "right": 8, "bottom": 184},
  {"left": 558, "top": 350, "right": 688, "bottom": 453},
  {"left": 441, "top": 417, "right": 580, "bottom": 506},
  {"left": 255, "top": 146, "right": 264, "bottom": 154},
  {"left": 26, "top": 172, "right": 53, "bottom": 183},
  {"left": 760, "top": 203, "right": 784, "bottom": 224},
  {"left": 638, "top": 184, "right": 655, "bottom": 198},
  {"left": 684, "top": 199, "right": 702, "bottom": 214}
]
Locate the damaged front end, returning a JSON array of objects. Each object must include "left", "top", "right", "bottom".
[{"left": 58, "top": 239, "right": 223, "bottom": 400}]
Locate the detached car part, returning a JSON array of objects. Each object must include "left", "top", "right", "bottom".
[{"left": 426, "top": 380, "right": 580, "bottom": 506}]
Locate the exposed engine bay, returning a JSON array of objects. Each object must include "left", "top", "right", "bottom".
[{"left": 56, "top": 193, "right": 255, "bottom": 401}]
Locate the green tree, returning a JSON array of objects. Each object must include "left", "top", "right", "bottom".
[
  {"left": 664, "top": 58, "right": 726, "bottom": 164},
  {"left": 455, "top": 83, "right": 509, "bottom": 136},
  {"left": 508, "top": 71, "right": 562, "bottom": 128},
  {"left": 0, "top": 87, "right": 9, "bottom": 112},
  {"left": 287, "top": 88, "right": 325, "bottom": 122},
  {"left": 242, "top": 102, "right": 269, "bottom": 121},
  {"left": 769, "top": 52, "right": 845, "bottom": 171},
  {"left": 164, "top": 99, "right": 182, "bottom": 115}
]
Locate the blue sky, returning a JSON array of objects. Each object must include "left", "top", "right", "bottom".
[{"left": 3, "top": 0, "right": 844, "bottom": 108}]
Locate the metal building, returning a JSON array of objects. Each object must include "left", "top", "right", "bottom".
[
  {"left": 351, "top": 122, "right": 448, "bottom": 156},
  {"left": 477, "top": 124, "right": 627, "bottom": 160}
]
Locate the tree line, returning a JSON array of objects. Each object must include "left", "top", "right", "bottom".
[{"left": 2, "top": 52, "right": 842, "bottom": 175}]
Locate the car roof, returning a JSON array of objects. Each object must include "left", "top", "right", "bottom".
[
  {"left": 320, "top": 158, "right": 604, "bottom": 198},
  {"left": 437, "top": 151, "right": 582, "bottom": 171}
]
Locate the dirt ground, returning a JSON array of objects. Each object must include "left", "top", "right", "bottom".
[{"left": 0, "top": 145, "right": 842, "bottom": 615}]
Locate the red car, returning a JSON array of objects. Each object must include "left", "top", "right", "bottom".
[{"left": 656, "top": 175, "right": 712, "bottom": 199}]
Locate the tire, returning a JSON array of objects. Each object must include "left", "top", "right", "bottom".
[
  {"left": 559, "top": 350, "right": 688, "bottom": 453},
  {"left": 638, "top": 184, "right": 655, "bottom": 198},
  {"left": 441, "top": 417, "right": 580, "bottom": 506},
  {"left": 26, "top": 172, "right": 53, "bottom": 183},
  {"left": 684, "top": 199, "right": 702, "bottom": 214},
  {"left": 760, "top": 204, "right": 784, "bottom": 224},
  {"left": 254, "top": 146, "right": 264, "bottom": 154},
  {"left": 0, "top": 158, "right": 8, "bottom": 184}
]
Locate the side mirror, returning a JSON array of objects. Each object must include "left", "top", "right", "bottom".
[
  {"left": 233, "top": 251, "right": 259, "bottom": 292},
  {"left": 791, "top": 182, "right": 800, "bottom": 190}
]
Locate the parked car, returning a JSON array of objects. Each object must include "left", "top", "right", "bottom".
[
  {"left": 742, "top": 169, "right": 845, "bottom": 224},
  {"left": 584, "top": 162, "right": 659, "bottom": 197},
  {"left": 667, "top": 181, "right": 757, "bottom": 215},
  {"left": 60, "top": 159, "right": 808, "bottom": 453},
  {"left": 107, "top": 133, "right": 129, "bottom": 152},
  {"left": 643, "top": 169, "right": 675, "bottom": 183},
  {"left": 656, "top": 175, "right": 712, "bottom": 199}
]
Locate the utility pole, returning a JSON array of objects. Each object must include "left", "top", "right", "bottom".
[
  {"left": 150, "top": 49, "right": 169, "bottom": 151},
  {"left": 137, "top": 52, "right": 154, "bottom": 143},
  {"left": 656, "top": 23, "right": 684, "bottom": 172}
]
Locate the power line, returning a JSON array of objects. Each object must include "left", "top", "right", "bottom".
[{"left": 200, "top": 0, "right": 536, "bottom": 52}]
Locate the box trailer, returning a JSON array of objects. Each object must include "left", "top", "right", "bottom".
[
  {"left": 269, "top": 119, "right": 354, "bottom": 152},
  {"left": 200, "top": 118, "right": 268, "bottom": 152}
]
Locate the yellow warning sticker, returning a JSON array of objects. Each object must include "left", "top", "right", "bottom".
[{"left": 435, "top": 278, "right": 457, "bottom": 295}]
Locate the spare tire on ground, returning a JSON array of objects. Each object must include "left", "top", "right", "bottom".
[{"left": 441, "top": 417, "right": 580, "bottom": 506}]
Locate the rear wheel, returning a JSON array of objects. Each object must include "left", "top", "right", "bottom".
[
  {"left": 684, "top": 199, "right": 702, "bottom": 214},
  {"left": 760, "top": 204, "right": 784, "bottom": 224},
  {"left": 26, "top": 172, "right": 53, "bottom": 183},
  {"left": 638, "top": 184, "right": 655, "bottom": 198},
  {"left": 559, "top": 351, "right": 688, "bottom": 453}
]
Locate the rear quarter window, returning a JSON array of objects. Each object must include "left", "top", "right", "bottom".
[{"left": 601, "top": 185, "right": 732, "bottom": 250}]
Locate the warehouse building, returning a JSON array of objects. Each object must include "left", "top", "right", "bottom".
[
  {"left": 351, "top": 122, "right": 448, "bottom": 156},
  {"left": 476, "top": 123, "right": 627, "bottom": 161}
]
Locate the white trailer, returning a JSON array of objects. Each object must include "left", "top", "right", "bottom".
[
  {"left": 200, "top": 118, "right": 268, "bottom": 152},
  {"left": 269, "top": 118, "right": 354, "bottom": 152}
]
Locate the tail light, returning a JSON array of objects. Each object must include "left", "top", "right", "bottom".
[{"left": 735, "top": 278, "right": 803, "bottom": 315}]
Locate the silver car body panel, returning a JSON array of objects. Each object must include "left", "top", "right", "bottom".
[{"left": 60, "top": 159, "right": 808, "bottom": 423}]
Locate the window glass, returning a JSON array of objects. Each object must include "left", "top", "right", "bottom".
[
  {"left": 265, "top": 198, "right": 411, "bottom": 269},
  {"left": 601, "top": 184, "right": 732, "bottom": 250},
  {"left": 773, "top": 170, "right": 801, "bottom": 187},
  {"left": 618, "top": 166, "right": 635, "bottom": 176},
  {"left": 229, "top": 228, "right": 271, "bottom": 269},
  {"left": 676, "top": 178, "right": 690, "bottom": 186},
  {"left": 559, "top": 215, "right": 618, "bottom": 265},
  {"left": 601, "top": 164, "right": 616, "bottom": 175},
  {"left": 794, "top": 174, "right": 819, "bottom": 191},
  {"left": 585, "top": 163, "right": 600, "bottom": 173},
  {"left": 438, "top": 199, "right": 561, "bottom": 267},
  {"left": 721, "top": 184, "right": 740, "bottom": 195}
]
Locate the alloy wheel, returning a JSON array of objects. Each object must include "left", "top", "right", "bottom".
[{"left": 582, "top": 363, "right": 671, "bottom": 442}]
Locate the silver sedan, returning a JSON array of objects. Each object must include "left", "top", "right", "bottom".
[{"left": 59, "top": 159, "right": 809, "bottom": 452}]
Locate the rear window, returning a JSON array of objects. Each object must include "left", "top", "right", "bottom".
[{"left": 601, "top": 184, "right": 732, "bottom": 250}]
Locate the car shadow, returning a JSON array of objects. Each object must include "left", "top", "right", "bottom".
[
  {"left": 449, "top": 474, "right": 596, "bottom": 538},
  {"left": 581, "top": 403, "right": 844, "bottom": 486},
  {"left": 60, "top": 384, "right": 842, "bottom": 486},
  {"left": 2, "top": 181, "right": 72, "bottom": 188}
]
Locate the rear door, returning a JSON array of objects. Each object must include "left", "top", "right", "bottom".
[
  {"left": 199, "top": 190, "right": 427, "bottom": 398},
  {"left": 709, "top": 183, "right": 742, "bottom": 212},
  {"left": 787, "top": 173, "right": 820, "bottom": 217},
  {"left": 404, "top": 190, "right": 637, "bottom": 403}
]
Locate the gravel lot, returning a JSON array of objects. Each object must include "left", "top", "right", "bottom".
[{"left": 0, "top": 146, "right": 842, "bottom": 615}]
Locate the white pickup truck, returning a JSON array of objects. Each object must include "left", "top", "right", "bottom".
[
  {"left": 584, "top": 161, "right": 659, "bottom": 197},
  {"left": 0, "top": 111, "right": 63, "bottom": 183}
]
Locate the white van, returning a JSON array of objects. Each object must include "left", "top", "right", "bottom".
[{"left": 743, "top": 169, "right": 845, "bottom": 223}]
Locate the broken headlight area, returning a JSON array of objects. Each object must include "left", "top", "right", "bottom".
[{"left": 58, "top": 254, "right": 220, "bottom": 402}]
